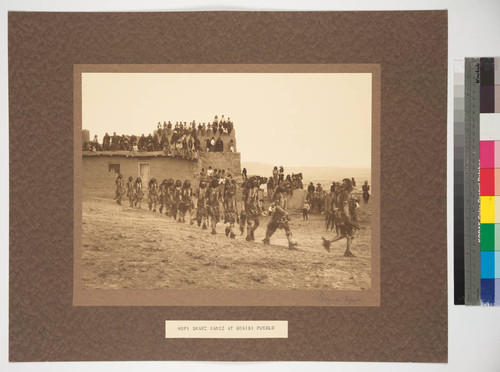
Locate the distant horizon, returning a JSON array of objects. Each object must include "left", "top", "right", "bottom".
[
  {"left": 241, "top": 161, "right": 371, "bottom": 170},
  {"left": 240, "top": 161, "right": 371, "bottom": 185}
]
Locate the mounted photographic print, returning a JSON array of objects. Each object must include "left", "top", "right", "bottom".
[
  {"left": 10, "top": 11, "right": 447, "bottom": 362},
  {"left": 74, "top": 64, "right": 380, "bottom": 307}
]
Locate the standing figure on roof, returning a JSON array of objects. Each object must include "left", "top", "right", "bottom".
[
  {"left": 103, "top": 132, "right": 110, "bottom": 150},
  {"left": 111, "top": 132, "right": 119, "bottom": 151},
  {"left": 322, "top": 178, "right": 360, "bottom": 257},
  {"left": 219, "top": 116, "right": 225, "bottom": 135},
  {"left": 263, "top": 181, "right": 297, "bottom": 249},
  {"left": 212, "top": 116, "right": 218, "bottom": 135},
  {"left": 148, "top": 178, "right": 159, "bottom": 212},
  {"left": 114, "top": 174, "right": 124, "bottom": 205}
]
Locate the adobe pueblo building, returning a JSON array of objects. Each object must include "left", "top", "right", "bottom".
[{"left": 82, "top": 125, "right": 241, "bottom": 198}]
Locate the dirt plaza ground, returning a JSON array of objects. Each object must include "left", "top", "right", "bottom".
[{"left": 81, "top": 195, "right": 372, "bottom": 291}]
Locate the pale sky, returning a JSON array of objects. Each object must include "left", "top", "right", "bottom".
[{"left": 82, "top": 72, "right": 372, "bottom": 168}]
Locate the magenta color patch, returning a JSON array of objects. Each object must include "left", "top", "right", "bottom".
[{"left": 481, "top": 141, "right": 495, "bottom": 168}]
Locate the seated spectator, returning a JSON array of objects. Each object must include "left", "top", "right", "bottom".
[
  {"left": 146, "top": 134, "right": 154, "bottom": 151},
  {"left": 89, "top": 115, "right": 233, "bottom": 155},
  {"left": 91, "top": 135, "right": 102, "bottom": 151},
  {"left": 215, "top": 137, "right": 224, "bottom": 152},
  {"left": 210, "top": 136, "right": 216, "bottom": 152},
  {"left": 121, "top": 135, "right": 130, "bottom": 151}
]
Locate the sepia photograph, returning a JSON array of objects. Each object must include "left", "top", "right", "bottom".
[{"left": 74, "top": 64, "right": 380, "bottom": 306}]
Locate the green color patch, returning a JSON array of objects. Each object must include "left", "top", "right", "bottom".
[{"left": 481, "top": 223, "right": 495, "bottom": 251}]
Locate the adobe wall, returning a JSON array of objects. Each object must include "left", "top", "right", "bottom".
[
  {"left": 199, "top": 152, "right": 241, "bottom": 178},
  {"left": 82, "top": 129, "right": 90, "bottom": 143},
  {"left": 82, "top": 155, "right": 201, "bottom": 198},
  {"left": 288, "top": 189, "right": 306, "bottom": 210}
]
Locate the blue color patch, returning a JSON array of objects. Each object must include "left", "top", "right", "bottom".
[
  {"left": 481, "top": 251, "right": 495, "bottom": 279},
  {"left": 481, "top": 279, "right": 495, "bottom": 305}
]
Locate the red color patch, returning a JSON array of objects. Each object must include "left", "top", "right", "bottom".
[{"left": 481, "top": 168, "right": 495, "bottom": 196}]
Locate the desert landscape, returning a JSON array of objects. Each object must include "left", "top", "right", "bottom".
[{"left": 81, "top": 189, "right": 372, "bottom": 291}]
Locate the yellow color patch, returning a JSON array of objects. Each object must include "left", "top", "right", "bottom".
[{"left": 481, "top": 196, "right": 495, "bottom": 223}]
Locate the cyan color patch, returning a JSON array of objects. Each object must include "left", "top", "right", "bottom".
[{"left": 481, "top": 251, "right": 495, "bottom": 279}]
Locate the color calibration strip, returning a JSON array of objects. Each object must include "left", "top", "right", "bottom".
[
  {"left": 479, "top": 58, "right": 500, "bottom": 305},
  {"left": 454, "top": 60, "right": 465, "bottom": 304},
  {"left": 461, "top": 57, "right": 500, "bottom": 305}
]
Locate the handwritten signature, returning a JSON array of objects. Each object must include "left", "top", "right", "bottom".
[{"left": 312, "top": 291, "right": 363, "bottom": 305}]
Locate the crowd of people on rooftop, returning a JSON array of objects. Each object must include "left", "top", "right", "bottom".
[{"left": 82, "top": 115, "right": 237, "bottom": 159}]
